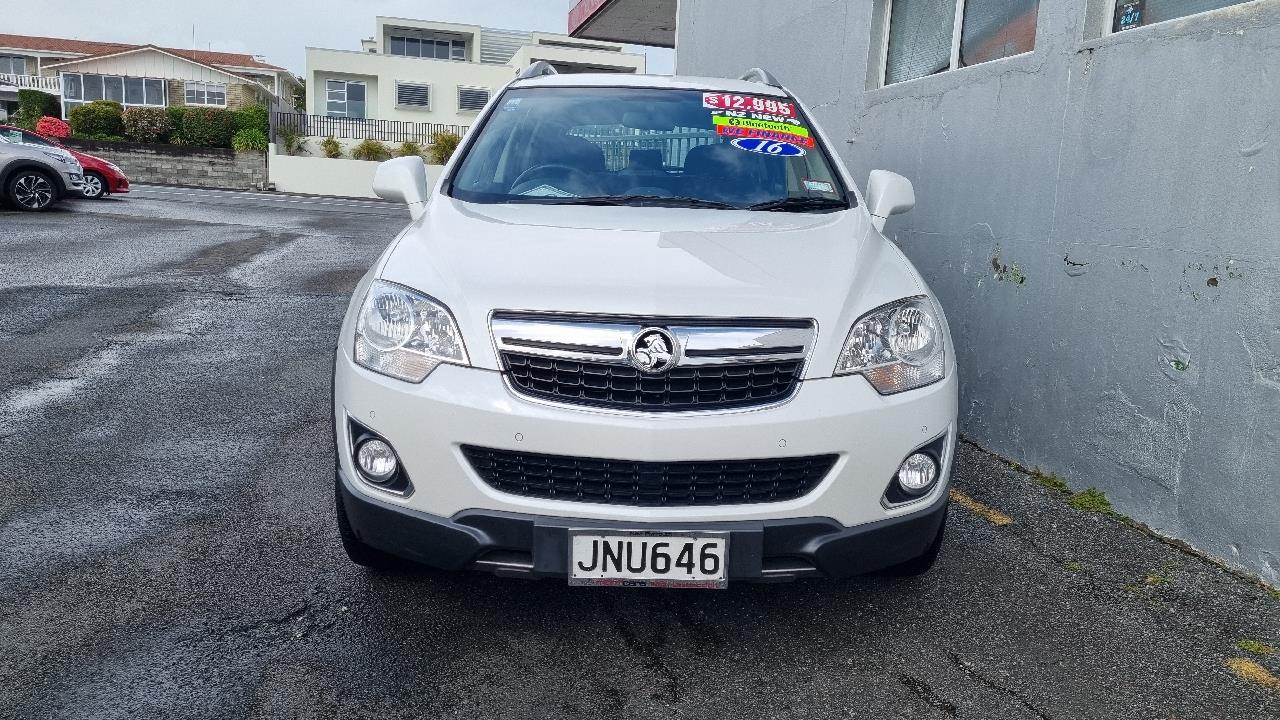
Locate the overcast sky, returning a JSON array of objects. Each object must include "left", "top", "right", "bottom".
[{"left": 9, "top": 0, "right": 674, "bottom": 76}]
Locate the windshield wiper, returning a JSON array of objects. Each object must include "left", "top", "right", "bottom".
[
  {"left": 747, "top": 197, "right": 849, "bottom": 212},
  {"left": 569, "top": 195, "right": 739, "bottom": 209}
]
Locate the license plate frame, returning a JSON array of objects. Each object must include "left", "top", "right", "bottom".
[{"left": 568, "top": 529, "right": 729, "bottom": 589}]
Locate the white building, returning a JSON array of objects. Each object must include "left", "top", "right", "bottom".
[{"left": 304, "top": 17, "right": 647, "bottom": 130}]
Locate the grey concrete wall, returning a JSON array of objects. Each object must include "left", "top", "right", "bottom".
[
  {"left": 61, "top": 139, "right": 267, "bottom": 190},
  {"left": 677, "top": 0, "right": 1280, "bottom": 582}
]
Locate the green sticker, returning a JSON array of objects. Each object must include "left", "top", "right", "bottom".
[{"left": 711, "top": 115, "right": 810, "bottom": 138}]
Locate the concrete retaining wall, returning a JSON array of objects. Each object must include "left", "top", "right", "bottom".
[
  {"left": 267, "top": 144, "right": 444, "bottom": 198},
  {"left": 61, "top": 139, "right": 267, "bottom": 190},
  {"left": 678, "top": 0, "right": 1280, "bottom": 581}
]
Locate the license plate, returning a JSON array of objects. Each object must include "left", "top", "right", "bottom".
[{"left": 569, "top": 530, "right": 728, "bottom": 589}]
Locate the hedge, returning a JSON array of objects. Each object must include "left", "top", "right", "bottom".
[
  {"left": 171, "top": 107, "right": 237, "bottom": 147},
  {"left": 122, "top": 107, "right": 172, "bottom": 143},
  {"left": 69, "top": 101, "right": 125, "bottom": 139},
  {"left": 13, "top": 89, "right": 61, "bottom": 130}
]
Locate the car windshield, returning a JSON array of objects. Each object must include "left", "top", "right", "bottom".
[{"left": 449, "top": 86, "right": 850, "bottom": 211}]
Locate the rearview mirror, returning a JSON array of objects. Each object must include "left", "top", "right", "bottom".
[
  {"left": 866, "top": 170, "right": 915, "bottom": 232},
  {"left": 373, "top": 156, "right": 430, "bottom": 219}
]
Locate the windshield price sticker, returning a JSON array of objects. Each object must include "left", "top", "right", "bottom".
[
  {"left": 703, "top": 93, "right": 796, "bottom": 118},
  {"left": 732, "top": 138, "right": 806, "bottom": 157},
  {"left": 711, "top": 115, "right": 809, "bottom": 138},
  {"left": 716, "top": 124, "right": 815, "bottom": 148}
]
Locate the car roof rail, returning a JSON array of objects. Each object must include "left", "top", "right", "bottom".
[
  {"left": 739, "top": 68, "right": 782, "bottom": 87},
  {"left": 516, "top": 61, "right": 559, "bottom": 80}
]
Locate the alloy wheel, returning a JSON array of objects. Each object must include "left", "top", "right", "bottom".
[
  {"left": 82, "top": 174, "right": 104, "bottom": 199},
  {"left": 13, "top": 174, "right": 54, "bottom": 210}
]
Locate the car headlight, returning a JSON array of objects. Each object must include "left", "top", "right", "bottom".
[
  {"left": 835, "top": 296, "right": 945, "bottom": 394},
  {"left": 42, "top": 150, "right": 74, "bottom": 165},
  {"left": 354, "top": 280, "right": 468, "bottom": 382}
]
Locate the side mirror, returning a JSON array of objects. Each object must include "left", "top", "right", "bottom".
[
  {"left": 373, "top": 156, "right": 430, "bottom": 219},
  {"left": 865, "top": 169, "right": 915, "bottom": 232}
]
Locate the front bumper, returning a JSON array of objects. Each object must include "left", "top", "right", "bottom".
[
  {"left": 336, "top": 356, "right": 958, "bottom": 529},
  {"left": 338, "top": 469, "right": 950, "bottom": 580}
]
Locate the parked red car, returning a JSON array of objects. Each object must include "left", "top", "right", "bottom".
[{"left": 0, "top": 124, "right": 130, "bottom": 199}]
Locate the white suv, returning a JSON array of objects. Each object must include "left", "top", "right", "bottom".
[{"left": 334, "top": 66, "right": 957, "bottom": 587}]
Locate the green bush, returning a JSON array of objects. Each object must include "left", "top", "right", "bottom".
[
  {"left": 321, "top": 135, "right": 342, "bottom": 159},
  {"left": 69, "top": 100, "right": 124, "bottom": 138},
  {"left": 396, "top": 141, "right": 424, "bottom": 158},
  {"left": 12, "top": 89, "right": 60, "bottom": 130},
  {"left": 429, "top": 131, "right": 462, "bottom": 165},
  {"left": 232, "top": 103, "right": 269, "bottom": 136},
  {"left": 275, "top": 121, "right": 308, "bottom": 156},
  {"left": 122, "top": 107, "right": 172, "bottom": 143},
  {"left": 172, "top": 107, "right": 237, "bottom": 147},
  {"left": 351, "top": 138, "right": 393, "bottom": 161},
  {"left": 231, "top": 128, "right": 269, "bottom": 152}
]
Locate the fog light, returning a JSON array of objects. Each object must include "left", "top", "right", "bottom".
[
  {"left": 897, "top": 453, "right": 938, "bottom": 494},
  {"left": 356, "top": 439, "right": 397, "bottom": 483}
]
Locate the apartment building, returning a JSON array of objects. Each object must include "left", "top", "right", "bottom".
[
  {"left": 304, "top": 17, "right": 646, "bottom": 128},
  {"left": 0, "top": 34, "right": 296, "bottom": 121}
]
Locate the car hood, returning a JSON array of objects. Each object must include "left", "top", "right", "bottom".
[{"left": 379, "top": 196, "right": 926, "bottom": 375}]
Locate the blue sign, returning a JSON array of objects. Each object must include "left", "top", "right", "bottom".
[{"left": 731, "top": 138, "right": 806, "bottom": 157}]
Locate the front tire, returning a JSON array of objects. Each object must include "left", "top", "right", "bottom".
[
  {"left": 7, "top": 170, "right": 58, "bottom": 211},
  {"left": 335, "top": 479, "right": 411, "bottom": 571},
  {"left": 877, "top": 509, "right": 947, "bottom": 577},
  {"left": 82, "top": 172, "right": 107, "bottom": 199}
]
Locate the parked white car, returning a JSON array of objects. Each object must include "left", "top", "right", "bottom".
[{"left": 334, "top": 65, "right": 957, "bottom": 587}]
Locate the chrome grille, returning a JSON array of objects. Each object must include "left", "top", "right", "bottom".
[{"left": 492, "top": 313, "right": 816, "bottom": 412}]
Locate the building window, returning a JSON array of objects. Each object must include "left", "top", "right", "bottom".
[
  {"left": 0, "top": 56, "right": 26, "bottom": 75},
  {"left": 457, "top": 86, "right": 490, "bottom": 112},
  {"left": 389, "top": 35, "right": 466, "bottom": 61},
  {"left": 61, "top": 72, "right": 165, "bottom": 117},
  {"left": 1110, "top": 0, "right": 1252, "bottom": 33},
  {"left": 396, "top": 81, "right": 431, "bottom": 110},
  {"left": 326, "top": 79, "right": 366, "bottom": 118},
  {"left": 185, "top": 81, "right": 227, "bottom": 106},
  {"left": 883, "top": 0, "right": 1039, "bottom": 85}
]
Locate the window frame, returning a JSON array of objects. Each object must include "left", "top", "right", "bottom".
[
  {"left": 184, "top": 81, "right": 227, "bottom": 107},
  {"left": 0, "top": 56, "right": 27, "bottom": 76},
  {"left": 60, "top": 71, "right": 166, "bottom": 119},
  {"left": 879, "top": 0, "right": 1039, "bottom": 87},
  {"left": 395, "top": 80, "right": 432, "bottom": 111},
  {"left": 456, "top": 85, "right": 491, "bottom": 113},
  {"left": 1099, "top": 0, "right": 1253, "bottom": 35},
  {"left": 388, "top": 34, "right": 467, "bottom": 61},
  {"left": 326, "top": 79, "right": 367, "bottom": 118}
]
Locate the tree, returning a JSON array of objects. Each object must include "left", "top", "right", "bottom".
[{"left": 293, "top": 77, "right": 306, "bottom": 113}]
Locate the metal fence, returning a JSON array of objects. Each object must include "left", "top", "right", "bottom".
[
  {"left": 273, "top": 112, "right": 468, "bottom": 144},
  {"left": 568, "top": 126, "right": 720, "bottom": 170}
]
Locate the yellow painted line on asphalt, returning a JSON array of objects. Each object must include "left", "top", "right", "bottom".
[
  {"left": 1226, "top": 658, "right": 1280, "bottom": 690},
  {"left": 949, "top": 489, "right": 1014, "bottom": 526}
]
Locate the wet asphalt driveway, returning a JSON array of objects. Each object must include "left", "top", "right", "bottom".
[{"left": 1, "top": 187, "right": 1277, "bottom": 719}]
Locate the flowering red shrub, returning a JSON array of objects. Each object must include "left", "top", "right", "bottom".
[{"left": 35, "top": 116, "right": 71, "bottom": 139}]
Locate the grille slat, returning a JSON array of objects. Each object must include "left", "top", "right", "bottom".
[
  {"left": 462, "top": 446, "right": 836, "bottom": 507},
  {"left": 503, "top": 352, "right": 802, "bottom": 412}
]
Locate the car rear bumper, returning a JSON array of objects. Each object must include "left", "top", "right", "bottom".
[{"left": 337, "top": 469, "right": 950, "bottom": 581}]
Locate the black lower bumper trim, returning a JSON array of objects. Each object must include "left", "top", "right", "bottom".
[{"left": 337, "top": 471, "right": 948, "bottom": 580}]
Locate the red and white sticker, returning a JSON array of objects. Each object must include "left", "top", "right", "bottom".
[{"left": 703, "top": 93, "right": 796, "bottom": 118}]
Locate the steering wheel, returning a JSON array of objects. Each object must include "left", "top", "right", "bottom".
[{"left": 509, "top": 164, "right": 601, "bottom": 196}]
